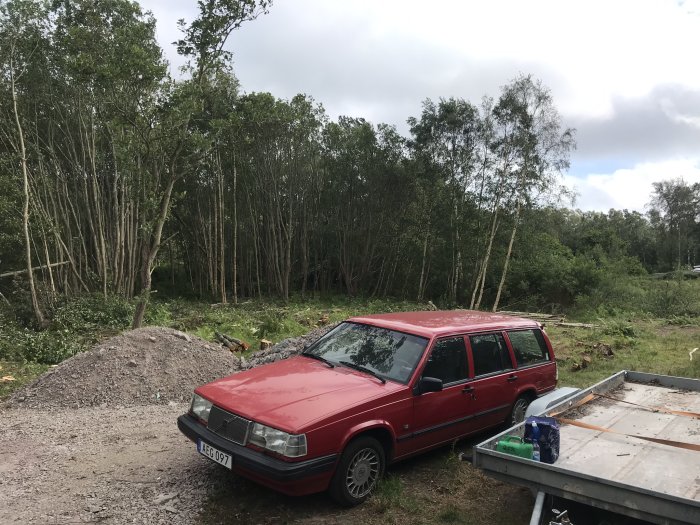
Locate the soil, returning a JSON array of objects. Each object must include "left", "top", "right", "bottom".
[{"left": 0, "top": 326, "right": 332, "bottom": 524}]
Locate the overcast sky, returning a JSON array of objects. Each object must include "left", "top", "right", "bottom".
[{"left": 140, "top": 0, "right": 700, "bottom": 213}]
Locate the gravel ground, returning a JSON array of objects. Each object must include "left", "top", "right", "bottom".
[{"left": 0, "top": 325, "right": 333, "bottom": 524}]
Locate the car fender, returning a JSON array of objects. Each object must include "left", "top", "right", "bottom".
[{"left": 339, "top": 420, "right": 397, "bottom": 452}]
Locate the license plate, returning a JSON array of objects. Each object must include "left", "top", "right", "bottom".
[{"left": 197, "top": 440, "right": 232, "bottom": 469}]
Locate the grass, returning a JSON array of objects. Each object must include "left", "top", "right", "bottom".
[
  {"left": 0, "top": 360, "right": 49, "bottom": 399},
  {"left": 168, "top": 296, "right": 427, "bottom": 344},
  {"left": 549, "top": 319, "right": 700, "bottom": 388}
]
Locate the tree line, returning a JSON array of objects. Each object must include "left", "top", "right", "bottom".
[{"left": 1, "top": 0, "right": 698, "bottom": 329}]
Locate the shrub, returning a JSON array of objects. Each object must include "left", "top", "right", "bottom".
[{"left": 52, "top": 294, "right": 132, "bottom": 332}]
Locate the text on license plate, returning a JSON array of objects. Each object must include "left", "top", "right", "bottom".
[{"left": 197, "top": 440, "right": 232, "bottom": 469}]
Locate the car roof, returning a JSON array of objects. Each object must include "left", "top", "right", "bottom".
[{"left": 347, "top": 310, "right": 540, "bottom": 339}]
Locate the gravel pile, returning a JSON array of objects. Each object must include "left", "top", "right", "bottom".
[
  {"left": 9, "top": 327, "right": 238, "bottom": 409},
  {"left": 9, "top": 324, "right": 338, "bottom": 410}
]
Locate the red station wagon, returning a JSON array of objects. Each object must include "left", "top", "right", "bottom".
[{"left": 178, "top": 310, "right": 558, "bottom": 505}]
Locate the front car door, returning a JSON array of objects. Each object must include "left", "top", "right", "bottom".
[{"left": 407, "top": 336, "right": 472, "bottom": 453}]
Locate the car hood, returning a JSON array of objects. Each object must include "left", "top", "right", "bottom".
[{"left": 195, "top": 356, "right": 404, "bottom": 433}]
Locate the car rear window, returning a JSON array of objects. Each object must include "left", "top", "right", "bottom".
[
  {"left": 470, "top": 333, "right": 512, "bottom": 376},
  {"left": 508, "top": 329, "right": 549, "bottom": 366}
]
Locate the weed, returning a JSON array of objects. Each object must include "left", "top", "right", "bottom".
[
  {"left": 600, "top": 319, "right": 638, "bottom": 338},
  {"left": 667, "top": 314, "right": 700, "bottom": 326},
  {"left": 372, "top": 475, "right": 405, "bottom": 513}
]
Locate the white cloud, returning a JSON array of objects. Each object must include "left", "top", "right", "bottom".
[
  {"left": 143, "top": 0, "right": 700, "bottom": 121},
  {"left": 565, "top": 158, "right": 700, "bottom": 212}
]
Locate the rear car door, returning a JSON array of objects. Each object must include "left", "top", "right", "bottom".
[
  {"left": 505, "top": 328, "right": 556, "bottom": 393},
  {"left": 465, "top": 332, "right": 518, "bottom": 431},
  {"left": 409, "top": 336, "right": 471, "bottom": 451}
]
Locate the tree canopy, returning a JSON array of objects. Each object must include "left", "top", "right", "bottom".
[{"left": 1, "top": 0, "right": 698, "bottom": 329}]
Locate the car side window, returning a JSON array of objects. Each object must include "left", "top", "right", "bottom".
[
  {"left": 421, "top": 337, "right": 469, "bottom": 385},
  {"left": 470, "top": 333, "right": 511, "bottom": 376},
  {"left": 508, "top": 329, "right": 550, "bottom": 366}
]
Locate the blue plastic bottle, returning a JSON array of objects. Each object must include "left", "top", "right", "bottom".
[{"left": 531, "top": 422, "right": 541, "bottom": 462}]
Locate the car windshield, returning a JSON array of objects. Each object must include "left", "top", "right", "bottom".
[{"left": 305, "top": 322, "right": 428, "bottom": 384}]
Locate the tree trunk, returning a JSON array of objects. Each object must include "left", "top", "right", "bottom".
[
  {"left": 132, "top": 172, "right": 177, "bottom": 328},
  {"left": 232, "top": 162, "right": 238, "bottom": 304},
  {"left": 11, "top": 59, "right": 47, "bottom": 328},
  {"left": 417, "top": 230, "right": 429, "bottom": 301},
  {"left": 492, "top": 198, "right": 521, "bottom": 312},
  {"left": 217, "top": 155, "right": 226, "bottom": 303}
]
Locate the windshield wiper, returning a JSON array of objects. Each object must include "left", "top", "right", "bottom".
[
  {"left": 339, "top": 360, "right": 386, "bottom": 384},
  {"left": 301, "top": 351, "right": 335, "bottom": 368}
]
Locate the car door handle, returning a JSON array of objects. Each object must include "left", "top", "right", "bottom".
[
  {"left": 462, "top": 386, "right": 474, "bottom": 394},
  {"left": 507, "top": 375, "right": 518, "bottom": 382}
]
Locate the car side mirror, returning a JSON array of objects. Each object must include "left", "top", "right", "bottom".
[{"left": 414, "top": 376, "right": 443, "bottom": 395}]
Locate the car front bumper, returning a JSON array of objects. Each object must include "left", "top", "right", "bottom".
[{"left": 177, "top": 414, "right": 338, "bottom": 495}]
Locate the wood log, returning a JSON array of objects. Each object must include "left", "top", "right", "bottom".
[
  {"left": 215, "top": 331, "right": 250, "bottom": 352},
  {"left": 556, "top": 322, "right": 596, "bottom": 329},
  {"left": 0, "top": 261, "right": 69, "bottom": 279}
]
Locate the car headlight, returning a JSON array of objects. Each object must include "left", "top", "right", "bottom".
[
  {"left": 249, "top": 423, "right": 307, "bottom": 458},
  {"left": 190, "top": 394, "right": 213, "bottom": 423}
]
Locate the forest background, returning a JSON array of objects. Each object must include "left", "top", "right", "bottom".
[{"left": 1, "top": 0, "right": 699, "bottom": 370}]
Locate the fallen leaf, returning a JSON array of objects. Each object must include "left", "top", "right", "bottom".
[{"left": 1, "top": 375, "right": 16, "bottom": 382}]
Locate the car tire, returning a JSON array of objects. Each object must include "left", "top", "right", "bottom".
[
  {"left": 508, "top": 395, "right": 530, "bottom": 426},
  {"left": 329, "top": 436, "right": 385, "bottom": 506}
]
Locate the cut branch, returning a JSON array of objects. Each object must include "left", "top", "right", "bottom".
[{"left": 1, "top": 261, "right": 70, "bottom": 279}]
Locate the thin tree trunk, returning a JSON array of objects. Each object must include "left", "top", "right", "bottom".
[
  {"left": 417, "top": 230, "right": 429, "bottom": 301},
  {"left": 218, "top": 154, "right": 226, "bottom": 304},
  {"left": 493, "top": 198, "right": 521, "bottom": 312},
  {"left": 232, "top": 162, "right": 238, "bottom": 304},
  {"left": 11, "top": 57, "right": 46, "bottom": 327},
  {"left": 471, "top": 205, "right": 501, "bottom": 309}
]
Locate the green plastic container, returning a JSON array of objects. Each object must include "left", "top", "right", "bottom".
[{"left": 495, "top": 435, "right": 534, "bottom": 459}]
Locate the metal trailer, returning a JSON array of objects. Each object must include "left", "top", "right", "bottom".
[{"left": 473, "top": 371, "right": 700, "bottom": 525}]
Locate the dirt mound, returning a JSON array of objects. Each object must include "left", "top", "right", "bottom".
[
  {"left": 10, "top": 327, "right": 238, "bottom": 409},
  {"left": 10, "top": 324, "right": 338, "bottom": 410}
]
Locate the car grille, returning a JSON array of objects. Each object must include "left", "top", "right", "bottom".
[{"left": 207, "top": 406, "right": 252, "bottom": 445}]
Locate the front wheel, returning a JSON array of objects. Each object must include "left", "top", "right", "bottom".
[
  {"left": 329, "top": 436, "right": 385, "bottom": 506},
  {"left": 508, "top": 395, "right": 530, "bottom": 426}
]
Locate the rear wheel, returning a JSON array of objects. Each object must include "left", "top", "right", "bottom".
[
  {"left": 508, "top": 395, "right": 531, "bottom": 426},
  {"left": 329, "top": 436, "right": 385, "bottom": 506}
]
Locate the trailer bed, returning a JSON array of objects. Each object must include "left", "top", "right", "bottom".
[{"left": 473, "top": 371, "right": 700, "bottom": 525}]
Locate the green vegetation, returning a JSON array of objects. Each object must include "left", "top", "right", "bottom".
[
  {"left": 0, "top": 360, "right": 48, "bottom": 399},
  {"left": 1, "top": 277, "right": 698, "bottom": 401},
  {"left": 1, "top": 0, "right": 699, "bottom": 334}
]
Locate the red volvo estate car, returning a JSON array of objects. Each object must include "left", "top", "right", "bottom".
[{"left": 178, "top": 310, "right": 557, "bottom": 505}]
